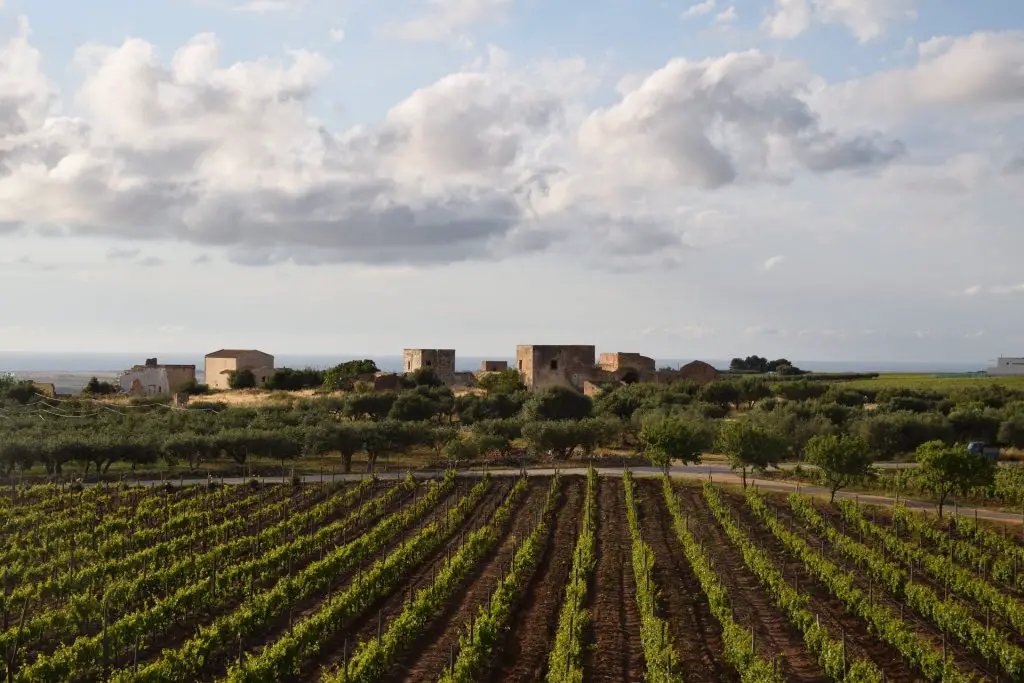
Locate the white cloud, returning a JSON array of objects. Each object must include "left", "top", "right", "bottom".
[
  {"left": 962, "top": 284, "right": 982, "bottom": 296},
  {"left": 990, "top": 284, "right": 1024, "bottom": 295},
  {"left": 762, "top": 0, "right": 811, "bottom": 39},
  {"left": 234, "top": 0, "right": 295, "bottom": 12},
  {"left": 763, "top": 0, "right": 915, "bottom": 42},
  {"left": 328, "top": 27, "right": 345, "bottom": 43},
  {"left": 380, "top": 0, "right": 511, "bottom": 42},
  {"left": 0, "top": 23, "right": 911, "bottom": 268},
  {"left": 714, "top": 6, "right": 738, "bottom": 24},
  {"left": 761, "top": 255, "right": 784, "bottom": 271},
  {"left": 682, "top": 0, "right": 716, "bottom": 18},
  {"left": 578, "top": 51, "right": 902, "bottom": 190},
  {"left": 821, "top": 32, "right": 1024, "bottom": 122}
]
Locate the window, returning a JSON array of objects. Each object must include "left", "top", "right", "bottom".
[
  {"left": 550, "top": 359, "right": 559, "bottom": 370},
  {"left": 518, "top": 360, "right": 523, "bottom": 371},
  {"left": 407, "top": 362, "right": 411, "bottom": 370},
  {"left": 425, "top": 360, "right": 432, "bottom": 367}
]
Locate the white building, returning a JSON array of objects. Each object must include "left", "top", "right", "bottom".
[
  {"left": 988, "top": 357, "right": 1024, "bottom": 376},
  {"left": 119, "top": 358, "right": 197, "bottom": 396}
]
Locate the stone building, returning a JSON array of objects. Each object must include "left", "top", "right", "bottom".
[
  {"left": 204, "top": 349, "right": 275, "bottom": 390},
  {"left": 516, "top": 345, "right": 596, "bottom": 391},
  {"left": 119, "top": 358, "right": 196, "bottom": 397},
  {"left": 479, "top": 360, "right": 508, "bottom": 372},
  {"left": 655, "top": 360, "right": 720, "bottom": 384},
  {"left": 403, "top": 348, "right": 456, "bottom": 385},
  {"left": 598, "top": 352, "right": 657, "bottom": 382}
]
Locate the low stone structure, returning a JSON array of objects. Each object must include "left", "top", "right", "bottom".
[
  {"left": 119, "top": 358, "right": 196, "bottom": 397},
  {"left": 479, "top": 360, "right": 508, "bottom": 372},
  {"left": 403, "top": 348, "right": 456, "bottom": 385}
]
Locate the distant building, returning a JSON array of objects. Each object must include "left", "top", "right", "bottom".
[
  {"left": 403, "top": 349, "right": 456, "bottom": 385},
  {"left": 516, "top": 345, "right": 596, "bottom": 391},
  {"left": 989, "top": 357, "right": 1024, "bottom": 376},
  {"left": 119, "top": 358, "right": 196, "bottom": 397},
  {"left": 204, "top": 349, "right": 275, "bottom": 390},
  {"left": 31, "top": 382, "right": 56, "bottom": 397},
  {"left": 480, "top": 360, "right": 509, "bottom": 372},
  {"left": 598, "top": 352, "right": 657, "bottom": 383},
  {"left": 677, "top": 360, "right": 720, "bottom": 383}
]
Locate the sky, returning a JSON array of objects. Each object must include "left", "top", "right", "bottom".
[{"left": 0, "top": 0, "right": 1023, "bottom": 364}]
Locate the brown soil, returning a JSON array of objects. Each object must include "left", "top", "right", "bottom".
[
  {"left": 114, "top": 481, "right": 418, "bottom": 678},
  {"left": 391, "top": 479, "right": 551, "bottom": 683},
  {"left": 762, "top": 492, "right": 997, "bottom": 680},
  {"left": 634, "top": 478, "right": 734, "bottom": 682},
  {"left": 672, "top": 482, "right": 828, "bottom": 683},
  {"left": 483, "top": 476, "right": 584, "bottom": 683},
  {"left": 304, "top": 480, "right": 510, "bottom": 679},
  {"left": 584, "top": 477, "right": 644, "bottom": 682},
  {"left": 722, "top": 488, "right": 925, "bottom": 683}
]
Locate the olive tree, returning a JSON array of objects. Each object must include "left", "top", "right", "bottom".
[
  {"left": 915, "top": 440, "right": 996, "bottom": 519},
  {"left": 803, "top": 433, "right": 873, "bottom": 502},
  {"left": 715, "top": 420, "right": 787, "bottom": 488}
]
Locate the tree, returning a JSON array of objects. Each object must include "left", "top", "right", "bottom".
[
  {"left": 227, "top": 368, "right": 257, "bottom": 390},
  {"left": 322, "top": 359, "right": 378, "bottom": 391},
  {"left": 521, "top": 420, "right": 585, "bottom": 459},
  {"left": 715, "top": 420, "right": 786, "bottom": 488},
  {"left": 915, "top": 440, "right": 996, "bottom": 519},
  {"left": 476, "top": 369, "right": 526, "bottom": 395},
  {"left": 404, "top": 367, "right": 444, "bottom": 388},
  {"left": 803, "top": 433, "right": 873, "bottom": 502},
  {"left": 521, "top": 386, "right": 592, "bottom": 422},
  {"left": 82, "top": 376, "right": 117, "bottom": 396},
  {"left": 344, "top": 392, "right": 397, "bottom": 420},
  {"left": 389, "top": 392, "right": 441, "bottom": 422},
  {"left": 639, "top": 414, "right": 710, "bottom": 473}
]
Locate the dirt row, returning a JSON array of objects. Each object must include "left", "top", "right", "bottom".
[
  {"left": 668, "top": 481, "right": 829, "bottom": 683},
  {"left": 762, "top": 493, "right": 1001, "bottom": 679}
]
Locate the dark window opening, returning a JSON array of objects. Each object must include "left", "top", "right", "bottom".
[
  {"left": 550, "top": 359, "right": 559, "bottom": 370},
  {"left": 425, "top": 360, "right": 432, "bottom": 366},
  {"left": 518, "top": 360, "right": 523, "bottom": 371}
]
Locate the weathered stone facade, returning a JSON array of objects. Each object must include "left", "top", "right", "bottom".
[
  {"left": 479, "top": 360, "right": 508, "bottom": 372},
  {"left": 119, "top": 358, "right": 197, "bottom": 397},
  {"left": 403, "top": 349, "right": 456, "bottom": 385},
  {"left": 516, "top": 345, "right": 597, "bottom": 391},
  {"left": 598, "top": 352, "right": 657, "bottom": 382}
]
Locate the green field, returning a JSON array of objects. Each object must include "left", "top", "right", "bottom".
[{"left": 840, "top": 372, "right": 1024, "bottom": 390}]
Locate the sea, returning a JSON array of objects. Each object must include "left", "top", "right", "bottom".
[{"left": 0, "top": 352, "right": 994, "bottom": 395}]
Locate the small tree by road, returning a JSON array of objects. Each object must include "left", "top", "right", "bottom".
[
  {"left": 803, "top": 433, "right": 874, "bottom": 502},
  {"left": 638, "top": 414, "right": 710, "bottom": 473},
  {"left": 715, "top": 420, "right": 787, "bottom": 488},
  {"left": 915, "top": 440, "right": 996, "bottom": 519}
]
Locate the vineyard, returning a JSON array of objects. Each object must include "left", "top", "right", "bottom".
[{"left": 1, "top": 473, "right": 1022, "bottom": 682}]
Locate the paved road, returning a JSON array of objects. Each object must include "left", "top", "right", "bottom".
[{"left": 121, "top": 462, "right": 1021, "bottom": 526}]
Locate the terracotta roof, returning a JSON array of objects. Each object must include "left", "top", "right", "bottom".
[{"left": 205, "top": 349, "right": 272, "bottom": 359}]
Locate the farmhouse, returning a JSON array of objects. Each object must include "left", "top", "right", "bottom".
[
  {"left": 403, "top": 348, "right": 456, "bottom": 385},
  {"left": 516, "top": 345, "right": 597, "bottom": 391},
  {"left": 119, "top": 358, "right": 196, "bottom": 397},
  {"left": 204, "top": 349, "right": 275, "bottom": 390}
]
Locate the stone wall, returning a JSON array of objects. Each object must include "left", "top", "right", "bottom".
[
  {"left": 480, "top": 360, "right": 508, "bottom": 372},
  {"left": 516, "top": 345, "right": 596, "bottom": 391},
  {"left": 403, "top": 349, "right": 457, "bottom": 385}
]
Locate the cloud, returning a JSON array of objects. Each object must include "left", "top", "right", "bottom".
[
  {"left": 107, "top": 248, "right": 141, "bottom": 261},
  {"left": 762, "top": 0, "right": 811, "bottom": 39},
  {"left": 380, "top": 0, "right": 511, "bottom": 42},
  {"left": 233, "top": 0, "right": 297, "bottom": 12},
  {"left": 962, "top": 284, "right": 982, "bottom": 296},
  {"left": 578, "top": 51, "right": 902, "bottom": 190},
  {"left": 821, "top": 31, "right": 1024, "bottom": 122},
  {"left": 1006, "top": 151, "right": 1024, "bottom": 174},
  {"left": 761, "top": 255, "right": 784, "bottom": 271},
  {"left": 682, "top": 0, "right": 715, "bottom": 18},
  {"left": 743, "top": 325, "right": 783, "bottom": 336},
  {"left": 990, "top": 283, "right": 1024, "bottom": 295},
  {"left": 763, "top": 0, "right": 915, "bottom": 42},
  {"left": 714, "top": 6, "right": 737, "bottom": 24},
  {"left": 328, "top": 27, "right": 345, "bottom": 43},
  {"left": 138, "top": 256, "right": 165, "bottom": 267}
]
